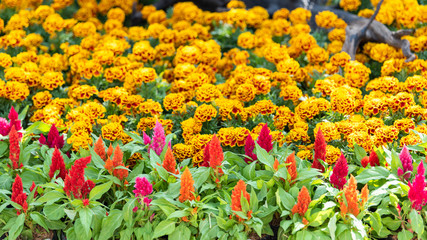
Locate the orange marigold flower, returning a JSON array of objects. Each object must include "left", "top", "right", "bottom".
[
  {"left": 291, "top": 186, "right": 311, "bottom": 217},
  {"left": 341, "top": 175, "right": 359, "bottom": 217},
  {"left": 231, "top": 180, "right": 250, "bottom": 221},
  {"left": 286, "top": 152, "right": 297, "bottom": 182},
  {"left": 179, "top": 168, "right": 195, "bottom": 202},
  {"left": 163, "top": 146, "right": 178, "bottom": 174}
]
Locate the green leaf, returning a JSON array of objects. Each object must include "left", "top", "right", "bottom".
[
  {"left": 410, "top": 209, "right": 425, "bottom": 237},
  {"left": 123, "top": 198, "right": 136, "bottom": 227},
  {"left": 89, "top": 181, "right": 112, "bottom": 201},
  {"left": 243, "top": 161, "right": 256, "bottom": 180},
  {"left": 328, "top": 213, "right": 337, "bottom": 240},
  {"left": 79, "top": 208, "right": 93, "bottom": 236},
  {"left": 277, "top": 188, "right": 295, "bottom": 211},
  {"left": 0, "top": 141, "right": 8, "bottom": 157},
  {"left": 30, "top": 213, "right": 49, "bottom": 231},
  {"left": 353, "top": 143, "right": 367, "bottom": 163},
  {"left": 370, "top": 212, "right": 390, "bottom": 237},
  {"left": 349, "top": 215, "right": 367, "bottom": 238},
  {"left": 169, "top": 223, "right": 191, "bottom": 240},
  {"left": 398, "top": 229, "right": 414, "bottom": 240},
  {"left": 98, "top": 210, "right": 123, "bottom": 240},
  {"left": 192, "top": 167, "right": 210, "bottom": 189},
  {"left": 280, "top": 220, "right": 292, "bottom": 232},
  {"left": 255, "top": 144, "right": 274, "bottom": 168},
  {"left": 37, "top": 190, "right": 66, "bottom": 204},
  {"left": 167, "top": 210, "right": 189, "bottom": 219},
  {"left": 43, "top": 204, "right": 66, "bottom": 221},
  {"left": 296, "top": 168, "right": 321, "bottom": 181},
  {"left": 8, "top": 214, "right": 25, "bottom": 240},
  {"left": 355, "top": 167, "right": 390, "bottom": 184},
  {"left": 292, "top": 222, "right": 306, "bottom": 234},
  {"left": 152, "top": 220, "right": 176, "bottom": 238},
  {"left": 308, "top": 208, "right": 333, "bottom": 227}
]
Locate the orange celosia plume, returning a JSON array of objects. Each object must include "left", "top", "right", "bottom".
[
  {"left": 107, "top": 143, "right": 114, "bottom": 158},
  {"left": 179, "top": 168, "right": 195, "bottom": 202},
  {"left": 291, "top": 186, "right": 311, "bottom": 216},
  {"left": 231, "top": 180, "right": 250, "bottom": 221},
  {"left": 361, "top": 184, "right": 369, "bottom": 205},
  {"left": 163, "top": 146, "right": 178, "bottom": 174},
  {"left": 94, "top": 137, "right": 106, "bottom": 161},
  {"left": 340, "top": 175, "right": 359, "bottom": 217},
  {"left": 209, "top": 134, "right": 224, "bottom": 170},
  {"left": 286, "top": 152, "right": 297, "bottom": 182},
  {"left": 105, "top": 145, "right": 128, "bottom": 181}
]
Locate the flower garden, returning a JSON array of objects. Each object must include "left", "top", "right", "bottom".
[{"left": 1, "top": 0, "right": 427, "bottom": 239}]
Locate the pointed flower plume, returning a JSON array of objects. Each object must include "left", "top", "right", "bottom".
[
  {"left": 9, "top": 125, "right": 22, "bottom": 169},
  {"left": 11, "top": 174, "right": 28, "bottom": 215},
  {"left": 209, "top": 134, "right": 224, "bottom": 170},
  {"left": 361, "top": 185, "right": 369, "bottom": 206},
  {"left": 134, "top": 177, "right": 153, "bottom": 208},
  {"left": 150, "top": 121, "right": 166, "bottom": 155},
  {"left": 64, "top": 156, "right": 95, "bottom": 199},
  {"left": 361, "top": 156, "right": 369, "bottom": 168},
  {"left": 201, "top": 142, "right": 211, "bottom": 167},
  {"left": 286, "top": 152, "right": 297, "bottom": 182},
  {"left": 408, "top": 162, "right": 427, "bottom": 210},
  {"left": 398, "top": 145, "right": 413, "bottom": 180},
  {"left": 313, "top": 128, "right": 326, "bottom": 173},
  {"left": 0, "top": 118, "right": 9, "bottom": 136},
  {"left": 369, "top": 150, "right": 380, "bottom": 167},
  {"left": 257, "top": 124, "right": 273, "bottom": 153},
  {"left": 291, "top": 186, "right": 311, "bottom": 217},
  {"left": 179, "top": 168, "right": 195, "bottom": 202},
  {"left": 143, "top": 131, "right": 151, "bottom": 145},
  {"left": 163, "top": 146, "right": 178, "bottom": 174},
  {"left": 39, "top": 124, "right": 64, "bottom": 149},
  {"left": 231, "top": 180, "right": 251, "bottom": 221},
  {"left": 107, "top": 143, "right": 114, "bottom": 158},
  {"left": 340, "top": 175, "right": 359, "bottom": 218},
  {"left": 330, "top": 153, "right": 348, "bottom": 190},
  {"left": 30, "top": 181, "right": 40, "bottom": 198},
  {"left": 94, "top": 137, "right": 107, "bottom": 161},
  {"left": 0, "top": 107, "right": 22, "bottom": 137},
  {"left": 49, "top": 147, "right": 67, "bottom": 180},
  {"left": 105, "top": 145, "right": 128, "bottom": 181},
  {"left": 244, "top": 134, "right": 257, "bottom": 163}
]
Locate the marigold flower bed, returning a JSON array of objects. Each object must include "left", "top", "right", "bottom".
[{"left": 1, "top": 0, "right": 427, "bottom": 239}]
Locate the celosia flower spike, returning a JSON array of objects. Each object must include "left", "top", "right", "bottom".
[
  {"left": 209, "top": 134, "right": 224, "bottom": 170},
  {"left": 201, "top": 143, "right": 210, "bottom": 167},
  {"left": 398, "top": 145, "right": 413, "bottom": 180},
  {"left": 11, "top": 174, "right": 28, "bottom": 215},
  {"left": 361, "top": 185, "right": 369, "bottom": 206},
  {"left": 369, "top": 150, "right": 379, "bottom": 167},
  {"left": 49, "top": 147, "right": 67, "bottom": 180},
  {"left": 46, "top": 124, "right": 64, "bottom": 149},
  {"left": 107, "top": 143, "right": 114, "bottom": 158},
  {"left": 94, "top": 137, "right": 107, "bottom": 161},
  {"left": 340, "top": 175, "right": 359, "bottom": 217},
  {"left": 163, "top": 146, "right": 178, "bottom": 174},
  {"left": 9, "top": 125, "right": 22, "bottom": 169},
  {"left": 8, "top": 106, "right": 22, "bottom": 132},
  {"left": 179, "top": 168, "right": 195, "bottom": 202},
  {"left": 286, "top": 152, "right": 297, "bottom": 182},
  {"left": 64, "top": 156, "right": 95, "bottom": 199},
  {"left": 330, "top": 153, "right": 348, "bottom": 190},
  {"left": 151, "top": 121, "right": 166, "bottom": 155},
  {"left": 231, "top": 180, "right": 251, "bottom": 221},
  {"left": 133, "top": 177, "right": 153, "bottom": 198},
  {"left": 408, "top": 162, "right": 427, "bottom": 210},
  {"left": 257, "top": 123, "right": 273, "bottom": 153},
  {"left": 244, "top": 134, "right": 257, "bottom": 163},
  {"left": 291, "top": 186, "right": 311, "bottom": 217},
  {"left": 313, "top": 128, "right": 326, "bottom": 173},
  {"left": 143, "top": 131, "right": 151, "bottom": 145}
]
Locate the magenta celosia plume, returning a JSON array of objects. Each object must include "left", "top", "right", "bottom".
[
  {"left": 330, "top": 153, "right": 348, "bottom": 190},
  {"left": 257, "top": 123, "right": 272, "bottom": 153},
  {"left": 149, "top": 121, "right": 166, "bottom": 155},
  {"left": 40, "top": 124, "right": 65, "bottom": 149},
  {"left": 398, "top": 145, "right": 413, "bottom": 180},
  {"left": 244, "top": 134, "right": 257, "bottom": 163},
  {"left": 408, "top": 161, "right": 427, "bottom": 210},
  {"left": 0, "top": 107, "right": 23, "bottom": 137},
  {"left": 143, "top": 131, "right": 151, "bottom": 145},
  {"left": 313, "top": 128, "right": 326, "bottom": 173},
  {"left": 49, "top": 147, "right": 68, "bottom": 180},
  {"left": 133, "top": 177, "right": 153, "bottom": 197}
]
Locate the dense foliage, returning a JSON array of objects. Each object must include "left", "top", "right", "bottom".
[{"left": 1, "top": 0, "right": 427, "bottom": 239}]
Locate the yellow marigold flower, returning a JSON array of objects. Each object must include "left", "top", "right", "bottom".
[
  {"left": 173, "top": 143, "right": 194, "bottom": 161},
  {"left": 196, "top": 84, "right": 222, "bottom": 103},
  {"left": 40, "top": 71, "right": 65, "bottom": 90},
  {"left": 274, "top": 106, "right": 295, "bottom": 130},
  {"left": 394, "top": 118, "right": 415, "bottom": 134},
  {"left": 70, "top": 85, "right": 98, "bottom": 100},
  {"left": 138, "top": 99, "right": 163, "bottom": 116},
  {"left": 388, "top": 92, "right": 415, "bottom": 112},
  {"left": 347, "top": 131, "right": 373, "bottom": 152},
  {"left": 67, "top": 132, "right": 92, "bottom": 151},
  {"left": 375, "top": 5, "right": 395, "bottom": 25},
  {"left": 340, "top": 0, "right": 361, "bottom": 11},
  {"left": 4, "top": 67, "right": 26, "bottom": 83},
  {"left": 252, "top": 100, "right": 277, "bottom": 115},
  {"left": 315, "top": 11, "right": 338, "bottom": 29},
  {"left": 1, "top": 30, "right": 26, "bottom": 49},
  {"left": 373, "top": 126, "right": 399, "bottom": 147},
  {"left": 132, "top": 41, "right": 155, "bottom": 62},
  {"left": 137, "top": 117, "right": 156, "bottom": 132},
  {"left": 263, "top": 43, "right": 290, "bottom": 64},
  {"left": 314, "top": 122, "right": 340, "bottom": 142},
  {"left": 132, "top": 67, "right": 157, "bottom": 85},
  {"left": 32, "top": 91, "right": 52, "bottom": 109},
  {"left": 344, "top": 61, "right": 371, "bottom": 88},
  {"left": 271, "top": 19, "right": 291, "bottom": 36},
  {"left": 325, "top": 145, "right": 341, "bottom": 165},
  {"left": 163, "top": 93, "right": 185, "bottom": 111},
  {"left": 217, "top": 127, "right": 236, "bottom": 147},
  {"left": 102, "top": 122, "right": 124, "bottom": 142},
  {"left": 285, "top": 128, "right": 310, "bottom": 143},
  {"left": 252, "top": 75, "right": 271, "bottom": 95},
  {"left": 175, "top": 46, "right": 201, "bottom": 65},
  {"left": 174, "top": 63, "right": 196, "bottom": 80},
  {"left": 4, "top": 81, "right": 29, "bottom": 101},
  {"left": 396, "top": 7, "right": 418, "bottom": 29},
  {"left": 0, "top": 53, "right": 12, "bottom": 68},
  {"left": 363, "top": 98, "right": 388, "bottom": 116},
  {"left": 399, "top": 134, "right": 421, "bottom": 148},
  {"left": 289, "top": 8, "right": 312, "bottom": 25},
  {"left": 72, "top": 22, "right": 96, "bottom": 38},
  {"left": 381, "top": 58, "right": 404, "bottom": 76},
  {"left": 297, "top": 149, "right": 313, "bottom": 160},
  {"left": 405, "top": 105, "right": 427, "bottom": 120},
  {"left": 365, "top": 117, "right": 384, "bottom": 135},
  {"left": 227, "top": 0, "right": 246, "bottom": 8},
  {"left": 405, "top": 75, "right": 427, "bottom": 92},
  {"left": 328, "top": 28, "right": 346, "bottom": 42},
  {"left": 369, "top": 43, "right": 397, "bottom": 63},
  {"left": 289, "top": 24, "right": 311, "bottom": 37},
  {"left": 42, "top": 13, "right": 64, "bottom": 34},
  {"left": 236, "top": 83, "right": 256, "bottom": 102},
  {"left": 307, "top": 47, "right": 329, "bottom": 64},
  {"left": 147, "top": 10, "right": 167, "bottom": 24},
  {"left": 277, "top": 58, "right": 300, "bottom": 75},
  {"left": 107, "top": 7, "right": 125, "bottom": 22},
  {"left": 194, "top": 104, "right": 217, "bottom": 122}
]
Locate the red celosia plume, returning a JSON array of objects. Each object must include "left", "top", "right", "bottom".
[
  {"left": 244, "top": 134, "right": 257, "bottom": 163},
  {"left": 163, "top": 146, "right": 178, "bottom": 174},
  {"left": 9, "top": 125, "right": 22, "bottom": 170},
  {"left": 312, "top": 128, "right": 326, "bottom": 173},
  {"left": 64, "top": 156, "right": 95, "bottom": 199},
  {"left": 11, "top": 174, "right": 28, "bottom": 215},
  {"left": 257, "top": 124, "right": 273, "bottom": 153},
  {"left": 49, "top": 147, "right": 67, "bottom": 180},
  {"left": 330, "top": 153, "right": 348, "bottom": 190}
]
